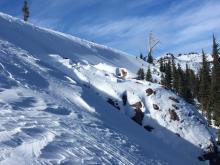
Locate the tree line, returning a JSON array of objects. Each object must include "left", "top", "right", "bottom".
[
  {"left": 137, "top": 35, "right": 220, "bottom": 128},
  {"left": 161, "top": 35, "right": 220, "bottom": 126}
]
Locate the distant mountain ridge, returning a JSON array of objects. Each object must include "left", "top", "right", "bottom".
[{"left": 156, "top": 52, "right": 213, "bottom": 73}]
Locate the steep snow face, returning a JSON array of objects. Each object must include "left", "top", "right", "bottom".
[
  {"left": 156, "top": 53, "right": 212, "bottom": 73},
  {"left": 0, "top": 12, "right": 214, "bottom": 165}
]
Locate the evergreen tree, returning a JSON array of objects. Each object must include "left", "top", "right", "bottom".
[
  {"left": 164, "top": 59, "right": 172, "bottom": 89},
  {"left": 137, "top": 68, "right": 145, "bottom": 80},
  {"left": 184, "top": 64, "right": 194, "bottom": 104},
  {"left": 161, "top": 73, "right": 166, "bottom": 86},
  {"left": 146, "top": 67, "right": 153, "bottom": 82},
  {"left": 159, "top": 58, "right": 165, "bottom": 72},
  {"left": 189, "top": 69, "right": 199, "bottom": 98},
  {"left": 22, "top": 1, "right": 29, "bottom": 22},
  {"left": 140, "top": 53, "right": 143, "bottom": 59},
  {"left": 199, "top": 50, "right": 211, "bottom": 118},
  {"left": 171, "top": 57, "right": 178, "bottom": 91},
  {"left": 147, "top": 52, "right": 153, "bottom": 64},
  {"left": 177, "top": 64, "right": 185, "bottom": 97},
  {"left": 210, "top": 35, "right": 220, "bottom": 125}
]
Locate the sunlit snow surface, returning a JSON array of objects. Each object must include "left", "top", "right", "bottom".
[{"left": 0, "top": 12, "right": 214, "bottom": 164}]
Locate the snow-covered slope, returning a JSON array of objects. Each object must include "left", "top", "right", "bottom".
[
  {"left": 0, "top": 12, "right": 215, "bottom": 165},
  {"left": 156, "top": 53, "right": 212, "bottom": 73}
]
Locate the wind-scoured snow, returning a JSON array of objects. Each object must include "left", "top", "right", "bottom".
[{"left": 0, "top": 12, "right": 214, "bottom": 165}]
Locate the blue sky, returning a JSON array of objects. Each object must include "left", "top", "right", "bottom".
[{"left": 0, "top": 0, "right": 220, "bottom": 57}]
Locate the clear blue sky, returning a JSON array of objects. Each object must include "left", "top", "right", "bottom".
[{"left": 0, "top": 0, "right": 220, "bottom": 57}]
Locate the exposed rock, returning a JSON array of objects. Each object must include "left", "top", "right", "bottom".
[
  {"left": 172, "top": 104, "right": 179, "bottom": 110},
  {"left": 107, "top": 98, "right": 120, "bottom": 110},
  {"left": 175, "top": 133, "right": 180, "bottom": 137},
  {"left": 121, "top": 69, "right": 127, "bottom": 78},
  {"left": 122, "top": 92, "right": 127, "bottom": 106},
  {"left": 83, "top": 84, "right": 90, "bottom": 88},
  {"left": 169, "top": 109, "right": 179, "bottom": 121},
  {"left": 188, "top": 111, "right": 194, "bottom": 117},
  {"left": 132, "top": 108, "right": 144, "bottom": 125},
  {"left": 198, "top": 145, "right": 220, "bottom": 165},
  {"left": 144, "top": 125, "right": 154, "bottom": 132},
  {"left": 130, "top": 101, "right": 144, "bottom": 125},
  {"left": 146, "top": 88, "right": 154, "bottom": 96},
  {"left": 153, "top": 104, "right": 160, "bottom": 110},
  {"left": 169, "top": 96, "right": 180, "bottom": 103},
  {"left": 163, "top": 86, "right": 169, "bottom": 90},
  {"left": 131, "top": 102, "right": 142, "bottom": 110},
  {"left": 116, "top": 68, "right": 128, "bottom": 78},
  {"left": 135, "top": 81, "right": 143, "bottom": 84}
]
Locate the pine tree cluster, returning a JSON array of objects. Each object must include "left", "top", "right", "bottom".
[
  {"left": 160, "top": 35, "right": 220, "bottom": 128},
  {"left": 138, "top": 52, "right": 154, "bottom": 64},
  {"left": 136, "top": 67, "right": 153, "bottom": 82},
  {"left": 160, "top": 57, "right": 197, "bottom": 104}
]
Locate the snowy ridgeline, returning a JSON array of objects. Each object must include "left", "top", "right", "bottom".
[
  {"left": 156, "top": 53, "right": 213, "bottom": 74},
  {"left": 0, "top": 12, "right": 216, "bottom": 165}
]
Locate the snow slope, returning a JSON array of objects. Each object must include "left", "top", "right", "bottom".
[{"left": 0, "top": 12, "right": 215, "bottom": 164}]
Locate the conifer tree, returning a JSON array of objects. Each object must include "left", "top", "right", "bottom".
[
  {"left": 159, "top": 58, "right": 164, "bottom": 72},
  {"left": 146, "top": 67, "right": 153, "bottom": 82},
  {"left": 137, "top": 68, "right": 145, "bottom": 80},
  {"left": 199, "top": 50, "right": 211, "bottom": 118},
  {"left": 147, "top": 52, "right": 153, "bottom": 64},
  {"left": 189, "top": 69, "right": 199, "bottom": 98},
  {"left": 171, "top": 57, "right": 178, "bottom": 91},
  {"left": 161, "top": 73, "right": 166, "bottom": 86},
  {"left": 184, "top": 64, "right": 194, "bottom": 104},
  {"left": 210, "top": 35, "right": 220, "bottom": 125},
  {"left": 164, "top": 59, "right": 172, "bottom": 89},
  {"left": 22, "top": 1, "right": 29, "bottom": 22},
  {"left": 140, "top": 53, "right": 143, "bottom": 59},
  {"left": 177, "top": 64, "right": 185, "bottom": 96}
]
